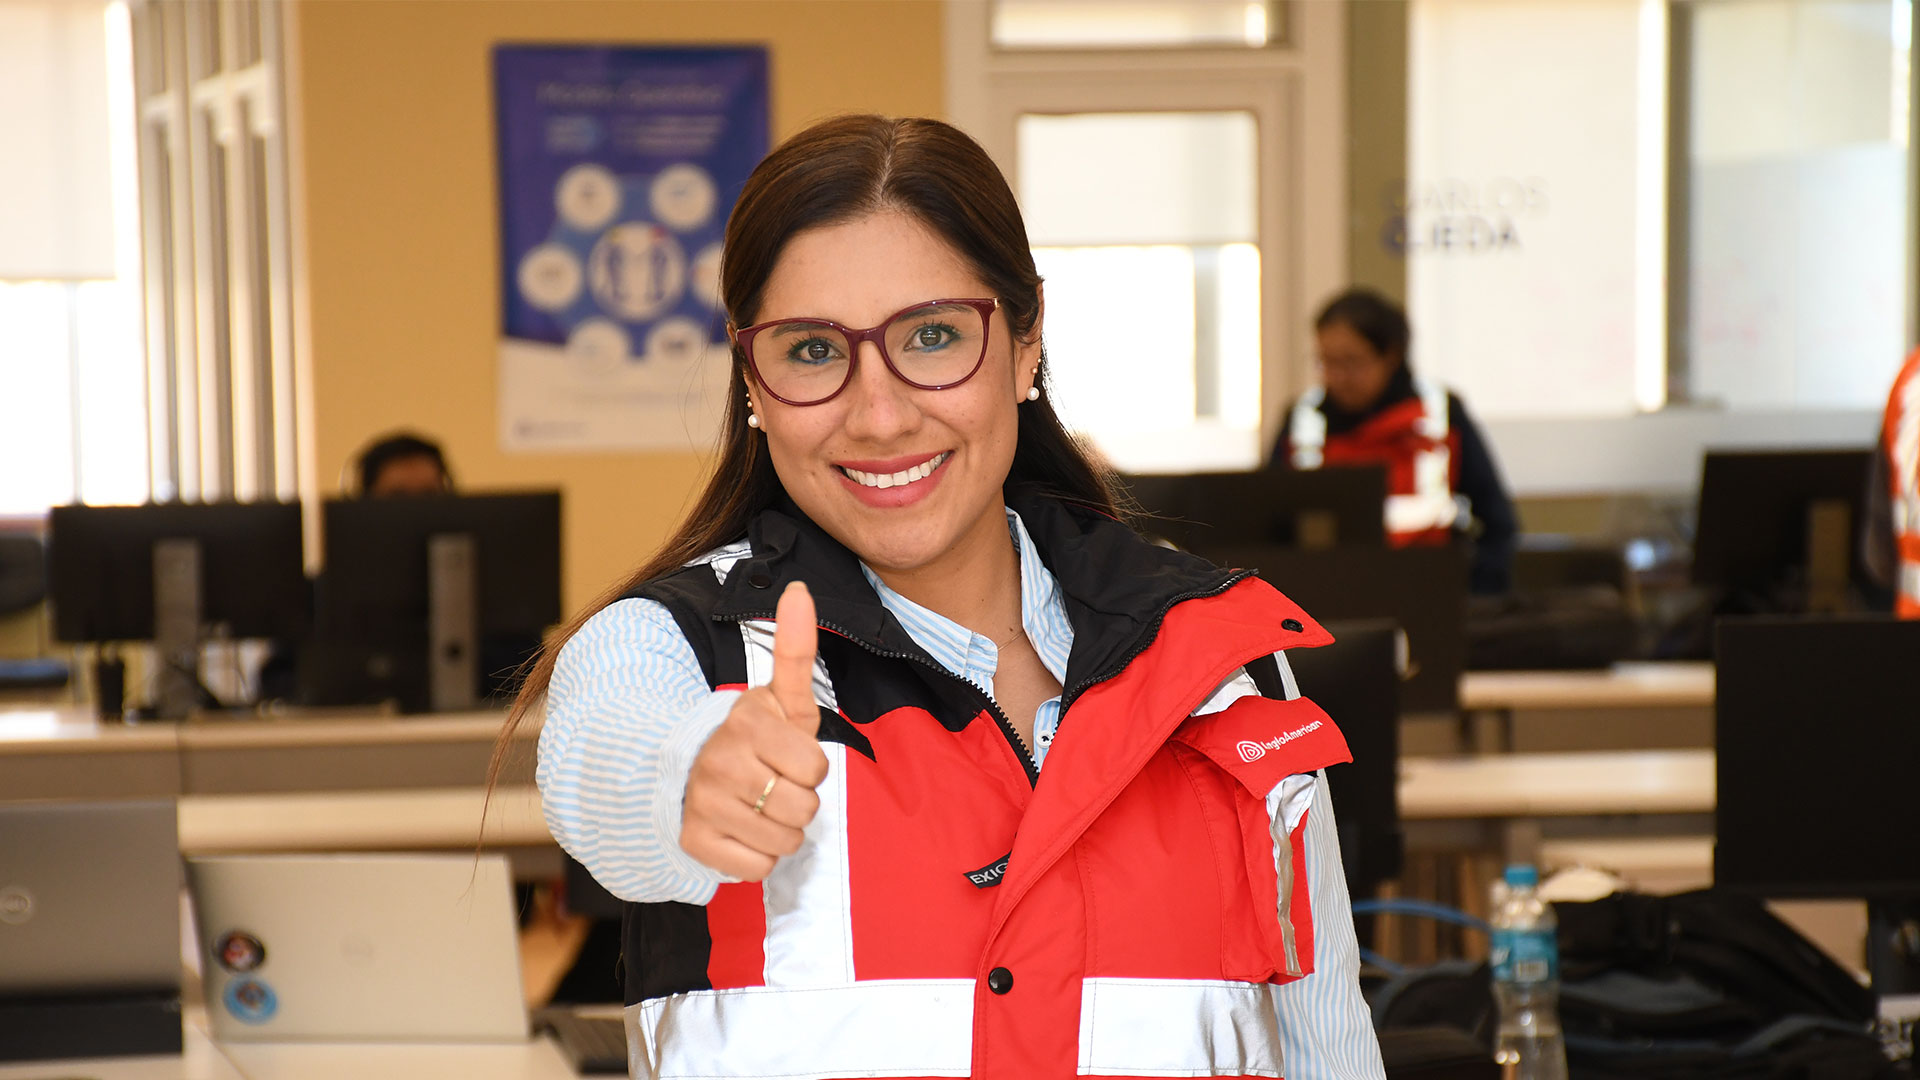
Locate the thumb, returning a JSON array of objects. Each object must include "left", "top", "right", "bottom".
[{"left": 769, "top": 580, "right": 821, "bottom": 737}]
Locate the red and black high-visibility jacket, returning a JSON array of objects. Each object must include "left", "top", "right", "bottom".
[{"left": 616, "top": 491, "right": 1364, "bottom": 1079}]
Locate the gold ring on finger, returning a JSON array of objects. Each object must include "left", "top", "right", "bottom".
[{"left": 752, "top": 774, "right": 778, "bottom": 815}]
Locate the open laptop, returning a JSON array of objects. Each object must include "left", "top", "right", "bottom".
[
  {"left": 0, "top": 799, "right": 182, "bottom": 997},
  {"left": 186, "top": 853, "right": 526, "bottom": 1043}
]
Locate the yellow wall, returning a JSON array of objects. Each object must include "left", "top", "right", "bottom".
[{"left": 288, "top": 0, "right": 946, "bottom": 613}]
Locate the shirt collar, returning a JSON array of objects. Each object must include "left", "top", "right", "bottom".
[{"left": 859, "top": 508, "right": 1072, "bottom": 689}]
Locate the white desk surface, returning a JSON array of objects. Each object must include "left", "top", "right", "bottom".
[
  {"left": 1400, "top": 749, "right": 1714, "bottom": 818},
  {"left": 175, "top": 748, "right": 1716, "bottom": 857},
  {"left": 1458, "top": 662, "right": 1715, "bottom": 712},
  {"left": 177, "top": 786, "right": 549, "bottom": 855},
  {"left": 0, "top": 706, "right": 530, "bottom": 757},
  {"left": 213, "top": 1038, "right": 579, "bottom": 1080}
]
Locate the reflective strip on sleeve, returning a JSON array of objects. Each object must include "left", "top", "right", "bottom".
[
  {"left": 1076, "top": 977, "right": 1284, "bottom": 1078},
  {"left": 1291, "top": 389, "right": 1327, "bottom": 469},
  {"left": 626, "top": 980, "right": 977, "bottom": 1080}
]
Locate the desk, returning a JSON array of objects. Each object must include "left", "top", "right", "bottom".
[
  {"left": 177, "top": 786, "right": 549, "bottom": 855},
  {"left": 0, "top": 1008, "right": 583, "bottom": 1080},
  {"left": 1399, "top": 748, "right": 1713, "bottom": 865},
  {"left": 0, "top": 707, "right": 536, "bottom": 801},
  {"left": 1458, "top": 663, "right": 1715, "bottom": 712},
  {"left": 1455, "top": 662, "right": 1714, "bottom": 752}
]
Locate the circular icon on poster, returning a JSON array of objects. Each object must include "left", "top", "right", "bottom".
[
  {"left": 214, "top": 929, "right": 266, "bottom": 973},
  {"left": 645, "top": 317, "right": 709, "bottom": 365},
  {"left": 650, "top": 164, "right": 717, "bottom": 231},
  {"left": 567, "top": 318, "right": 631, "bottom": 376},
  {"left": 517, "top": 243, "right": 583, "bottom": 312},
  {"left": 0, "top": 885, "right": 34, "bottom": 926},
  {"left": 555, "top": 164, "right": 622, "bottom": 232},
  {"left": 224, "top": 977, "right": 278, "bottom": 1024},
  {"left": 690, "top": 243, "right": 724, "bottom": 311},
  {"left": 589, "top": 223, "right": 687, "bottom": 322}
]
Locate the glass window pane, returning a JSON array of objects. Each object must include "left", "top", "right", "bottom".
[
  {"left": 1684, "top": 0, "right": 1911, "bottom": 411},
  {"left": 993, "top": 0, "right": 1280, "bottom": 49},
  {"left": 1019, "top": 111, "right": 1257, "bottom": 246},
  {"left": 1019, "top": 111, "right": 1262, "bottom": 471}
]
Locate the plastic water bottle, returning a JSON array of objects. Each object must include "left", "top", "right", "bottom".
[{"left": 1490, "top": 864, "right": 1568, "bottom": 1080}]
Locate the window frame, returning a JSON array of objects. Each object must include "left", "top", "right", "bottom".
[{"left": 944, "top": 0, "right": 1348, "bottom": 468}]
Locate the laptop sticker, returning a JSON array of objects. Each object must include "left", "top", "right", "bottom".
[
  {"left": 214, "top": 930, "right": 266, "bottom": 973},
  {"left": 224, "top": 977, "right": 278, "bottom": 1024}
]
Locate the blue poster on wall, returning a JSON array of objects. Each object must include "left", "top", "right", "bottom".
[{"left": 493, "top": 45, "right": 768, "bottom": 451}]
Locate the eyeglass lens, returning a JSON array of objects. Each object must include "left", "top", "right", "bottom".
[{"left": 750, "top": 302, "right": 988, "bottom": 403}]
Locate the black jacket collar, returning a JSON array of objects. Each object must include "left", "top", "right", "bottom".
[{"left": 709, "top": 488, "right": 1244, "bottom": 697}]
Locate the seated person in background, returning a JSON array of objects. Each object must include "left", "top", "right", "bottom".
[
  {"left": 1862, "top": 346, "right": 1919, "bottom": 618},
  {"left": 355, "top": 431, "right": 453, "bottom": 497},
  {"left": 1272, "top": 288, "right": 1517, "bottom": 595}
]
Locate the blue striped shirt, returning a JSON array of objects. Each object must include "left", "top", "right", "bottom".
[{"left": 537, "top": 509, "right": 1384, "bottom": 1079}]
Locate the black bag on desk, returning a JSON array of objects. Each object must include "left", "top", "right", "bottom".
[
  {"left": 1369, "top": 890, "right": 1907, "bottom": 1080},
  {"left": 1553, "top": 890, "right": 1901, "bottom": 1079}
]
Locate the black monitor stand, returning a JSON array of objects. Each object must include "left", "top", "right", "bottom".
[
  {"left": 152, "top": 538, "right": 201, "bottom": 719},
  {"left": 426, "top": 532, "right": 478, "bottom": 712}
]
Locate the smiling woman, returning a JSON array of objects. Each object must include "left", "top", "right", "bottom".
[{"left": 507, "top": 115, "right": 1385, "bottom": 1080}]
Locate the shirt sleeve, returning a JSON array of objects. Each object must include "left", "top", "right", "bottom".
[
  {"left": 536, "top": 597, "right": 735, "bottom": 905},
  {"left": 1271, "top": 769, "right": 1388, "bottom": 1079}
]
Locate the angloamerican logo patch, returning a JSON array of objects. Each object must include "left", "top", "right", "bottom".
[{"left": 1235, "top": 720, "right": 1324, "bottom": 763}]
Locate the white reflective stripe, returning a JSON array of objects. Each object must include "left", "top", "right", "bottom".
[
  {"left": 1384, "top": 491, "right": 1457, "bottom": 534},
  {"left": 1274, "top": 652, "right": 1300, "bottom": 701},
  {"left": 1895, "top": 495, "right": 1920, "bottom": 535},
  {"left": 1077, "top": 978, "right": 1284, "bottom": 1078},
  {"left": 1412, "top": 377, "right": 1449, "bottom": 441},
  {"left": 1194, "top": 667, "right": 1260, "bottom": 716},
  {"left": 1265, "top": 777, "right": 1314, "bottom": 976},
  {"left": 762, "top": 742, "right": 853, "bottom": 986},
  {"left": 739, "top": 619, "right": 839, "bottom": 711},
  {"left": 1290, "top": 390, "right": 1326, "bottom": 469},
  {"left": 626, "top": 981, "right": 977, "bottom": 1080},
  {"left": 1267, "top": 773, "right": 1317, "bottom": 836},
  {"left": 1901, "top": 563, "right": 1920, "bottom": 607}
]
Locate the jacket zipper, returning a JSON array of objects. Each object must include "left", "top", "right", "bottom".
[{"left": 720, "top": 613, "right": 1040, "bottom": 787}]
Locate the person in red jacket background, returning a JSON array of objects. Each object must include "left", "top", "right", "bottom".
[{"left": 1271, "top": 289, "right": 1517, "bottom": 595}]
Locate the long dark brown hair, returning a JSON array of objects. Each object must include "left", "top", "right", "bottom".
[{"left": 487, "top": 115, "right": 1126, "bottom": 790}]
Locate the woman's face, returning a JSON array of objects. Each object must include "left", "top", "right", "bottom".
[
  {"left": 1315, "top": 320, "right": 1398, "bottom": 413},
  {"left": 746, "top": 210, "right": 1041, "bottom": 576}
]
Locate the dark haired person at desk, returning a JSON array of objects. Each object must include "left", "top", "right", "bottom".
[
  {"left": 354, "top": 430, "right": 454, "bottom": 497},
  {"left": 520, "top": 115, "right": 1383, "bottom": 1077},
  {"left": 1271, "top": 288, "right": 1517, "bottom": 595},
  {"left": 1863, "top": 346, "right": 1919, "bottom": 618}
]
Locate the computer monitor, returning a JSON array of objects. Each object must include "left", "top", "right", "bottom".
[
  {"left": 1692, "top": 449, "right": 1875, "bottom": 614},
  {"left": 1714, "top": 616, "right": 1920, "bottom": 994},
  {"left": 47, "top": 502, "right": 308, "bottom": 717},
  {"left": 307, "top": 492, "right": 562, "bottom": 713},
  {"left": 1121, "top": 465, "right": 1389, "bottom": 554},
  {"left": 1209, "top": 542, "right": 1467, "bottom": 713},
  {"left": 1286, "top": 619, "right": 1403, "bottom": 899}
]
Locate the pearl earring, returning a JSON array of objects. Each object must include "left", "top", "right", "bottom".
[
  {"left": 747, "top": 412, "right": 760, "bottom": 429},
  {"left": 1025, "top": 386, "right": 1040, "bottom": 401}
]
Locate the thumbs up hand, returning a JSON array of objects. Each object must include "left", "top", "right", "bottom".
[{"left": 681, "top": 582, "right": 830, "bottom": 882}]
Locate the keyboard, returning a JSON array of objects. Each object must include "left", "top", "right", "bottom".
[{"left": 540, "top": 1008, "right": 628, "bottom": 1075}]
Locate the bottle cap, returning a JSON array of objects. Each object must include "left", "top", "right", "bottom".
[{"left": 1503, "top": 863, "right": 1539, "bottom": 888}]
